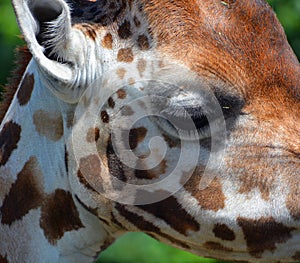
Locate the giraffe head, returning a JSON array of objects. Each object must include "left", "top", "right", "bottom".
[
  {"left": 12, "top": 0, "right": 231, "bottom": 199},
  {"left": 11, "top": 0, "right": 300, "bottom": 261}
]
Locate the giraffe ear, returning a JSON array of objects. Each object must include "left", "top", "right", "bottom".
[{"left": 12, "top": 0, "right": 74, "bottom": 89}]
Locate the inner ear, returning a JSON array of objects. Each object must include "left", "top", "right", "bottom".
[
  {"left": 31, "top": 1, "right": 62, "bottom": 22},
  {"left": 29, "top": 0, "right": 64, "bottom": 59},
  {"left": 13, "top": 0, "right": 74, "bottom": 92}
]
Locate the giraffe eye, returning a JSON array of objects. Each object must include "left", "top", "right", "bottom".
[
  {"left": 156, "top": 105, "right": 211, "bottom": 141},
  {"left": 162, "top": 106, "right": 209, "bottom": 130}
]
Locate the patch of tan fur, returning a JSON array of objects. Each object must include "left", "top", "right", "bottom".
[
  {"left": 116, "top": 68, "right": 127, "bottom": 80},
  {"left": 117, "top": 48, "right": 134, "bottom": 63},
  {"left": 181, "top": 166, "right": 225, "bottom": 212},
  {"left": 33, "top": 110, "right": 64, "bottom": 141},
  {"left": 102, "top": 33, "right": 113, "bottom": 49}
]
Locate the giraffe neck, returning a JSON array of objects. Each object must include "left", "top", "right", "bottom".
[{"left": 0, "top": 60, "right": 114, "bottom": 263}]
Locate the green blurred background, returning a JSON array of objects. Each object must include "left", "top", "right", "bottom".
[{"left": 0, "top": 1, "right": 299, "bottom": 263}]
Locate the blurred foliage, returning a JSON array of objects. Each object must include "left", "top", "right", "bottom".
[
  {"left": 0, "top": 0, "right": 24, "bottom": 87},
  {"left": 268, "top": 0, "right": 300, "bottom": 58},
  {"left": 98, "top": 232, "right": 228, "bottom": 263},
  {"left": 0, "top": 1, "right": 299, "bottom": 263}
]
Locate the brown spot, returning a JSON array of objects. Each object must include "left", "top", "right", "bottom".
[
  {"left": 80, "top": 24, "right": 97, "bottom": 40},
  {"left": 134, "top": 16, "right": 141, "bottom": 27},
  {"left": 237, "top": 216, "right": 295, "bottom": 257},
  {"left": 138, "top": 194, "right": 200, "bottom": 235},
  {"left": 115, "top": 203, "right": 190, "bottom": 249},
  {"left": 137, "top": 59, "right": 147, "bottom": 77},
  {"left": 117, "top": 89, "right": 127, "bottom": 99},
  {"left": 77, "top": 154, "right": 102, "bottom": 192},
  {"left": 117, "top": 48, "right": 134, "bottom": 63},
  {"left": 40, "top": 189, "right": 84, "bottom": 245},
  {"left": 137, "top": 34, "right": 150, "bottom": 50},
  {"left": 108, "top": 97, "right": 115, "bottom": 108},
  {"left": 162, "top": 133, "right": 180, "bottom": 148},
  {"left": 1, "top": 157, "right": 44, "bottom": 225},
  {"left": 182, "top": 167, "right": 225, "bottom": 211},
  {"left": 135, "top": 159, "right": 167, "bottom": 180},
  {"left": 0, "top": 255, "right": 8, "bottom": 263},
  {"left": 292, "top": 251, "right": 300, "bottom": 260},
  {"left": 66, "top": 111, "right": 75, "bottom": 128},
  {"left": 102, "top": 33, "right": 113, "bottom": 49},
  {"left": 128, "top": 78, "right": 136, "bottom": 85},
  {"left": 33, "top": 110, "right": 63, "bottom": 141},
  {"left": 17, "top": 73, "right": 34, "bottom": 106},
  {"left": 116, "top": 68, "right": 126, "bottom": 79},
  {"left": 213, "top": 224, "right": 236, "bottom": 241},
  {"left": 86, "top": 127, "right": 100, "bottom": 143},
  {"left": 203, "top": 241, "right": 232, "bottom": 252},
  {"left": 121, "top": 105, "right": 134, "bottom": 116},
  {"left": 138, "top": 100, "right": 146, "bottom": 108},
  {"left": 0, "top": 121, "right": 21, "bottom": 166},
  {"left": 101, "top": 111, "right": 110, "bottom": 123},
  {"left": 128, "top": 127, "right": 147, "bottom": 150},
  {"left": 118, "top": 20, "right": 132, "bottom": 39}
]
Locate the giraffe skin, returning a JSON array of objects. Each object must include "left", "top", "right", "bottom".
[{"left": 0, "top": 0, "right": 300, "bottom": 262}]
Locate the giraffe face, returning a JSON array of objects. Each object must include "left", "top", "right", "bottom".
[
  {"left": 10, "top": 0, "right": 300, "bottom": 261},
  {"left": 64, "top": 1, "right": 299, "bottom": 203},
  {"left": 12, "top": 0, "right": 233, "bottom": 201},
  {"left": 14, "top": 0, "right": 300, "bottom": 209}
]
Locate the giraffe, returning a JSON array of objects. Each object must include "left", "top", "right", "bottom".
[{"left": 0, "top": 0, "right": 300, "bottom": 262}]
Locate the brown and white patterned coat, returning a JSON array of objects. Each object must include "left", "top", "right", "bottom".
[{"left": 0, "top": 0, "right": 299, "bottom": 262}]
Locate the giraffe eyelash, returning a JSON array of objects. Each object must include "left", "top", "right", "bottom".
[{"left": 153, "top": 106, "right": 211, "bottom": 141}]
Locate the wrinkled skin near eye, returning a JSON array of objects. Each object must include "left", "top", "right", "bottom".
[{"left": 154, "top": 91, "right": 244, "bottom": 141}]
